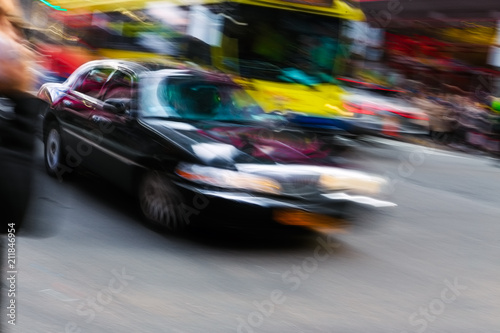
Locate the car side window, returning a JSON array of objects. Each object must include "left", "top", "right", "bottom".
[
  {"left": 73, "top": 67, "right": 115, "bottom": 99},
  {"left": 170, "top": 84, "right": 222, "bottom": 119},
  {"left": 101, "top": 70, "right": 135, "bottom": 101}
]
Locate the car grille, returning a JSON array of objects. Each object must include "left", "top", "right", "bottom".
[{"left": 275, "top": 175, "right": 320, "bottom": 197}]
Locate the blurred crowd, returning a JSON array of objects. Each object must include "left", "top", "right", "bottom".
[{"left": 405, "top": 82, "right": 500, "bottom": 153}]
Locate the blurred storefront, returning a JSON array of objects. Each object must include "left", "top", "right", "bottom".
[
  {"left": 353, "top": 0, "right": 500, "bottom": 153},
  {"left": 383, "top": 26, "right": 500, "bottom": 92},
  {"left": 357, "top": 0, "right": 500, "bottom": 95}
]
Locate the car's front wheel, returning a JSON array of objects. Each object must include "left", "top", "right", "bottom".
[
  {"left": 138, "top": 171, "right": 187, "bottom": 231},
  {"left": 44, "top": 122, "right": 66, "bottom": 178}
]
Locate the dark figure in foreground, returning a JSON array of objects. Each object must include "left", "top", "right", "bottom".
[
  {"left": 1, "top": 94, "right": 41, "bottom": 232},
  {"left": 0, "top": 0, "right": 39, "bottom": 233}
]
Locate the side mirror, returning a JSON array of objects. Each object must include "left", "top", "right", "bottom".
[{"left": 103, "top": 98, "right": 131, "bottom": 114}]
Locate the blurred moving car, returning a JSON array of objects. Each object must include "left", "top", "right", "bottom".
[
  {"left": 37, "top": 60, "right": 394, "bottom": 232},
  {"left": 334, "top": 78, "right": 430, "bottom": 138}
]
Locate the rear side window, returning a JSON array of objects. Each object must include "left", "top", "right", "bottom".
[
  {"left": 101, "top": 70, "right": 135, "bottom": 101},
  {"left": 73, "top": 68, "right": 115, "bottom": 99}
]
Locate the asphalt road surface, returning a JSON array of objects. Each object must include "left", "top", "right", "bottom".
[{"left": 2, "top": 138, "right": 500, "bottom": 333}]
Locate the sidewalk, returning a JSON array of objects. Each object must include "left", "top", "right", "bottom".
[{"left": 402, "top": 135, "right": 499, "bottom": 158}]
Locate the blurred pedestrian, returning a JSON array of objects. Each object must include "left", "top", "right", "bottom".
[
  {"left": 0, "top": 0, "right": 43, "bottom": 233},
  {"left": 408, "top": 87, "right": 455, "bottom": 144}
]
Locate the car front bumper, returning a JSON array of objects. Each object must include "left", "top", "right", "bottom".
[{"left": 175, "top": 182, "right": 395, "bottom": 231}]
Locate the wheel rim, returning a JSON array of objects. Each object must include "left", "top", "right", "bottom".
[
  {"left": 46, "top": 128, "right": 61, "bottom": 170},
  {"left": 139, "top": 173, "right": 182, "bottom": 230}
]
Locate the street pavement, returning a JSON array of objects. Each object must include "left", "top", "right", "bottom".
[{"left": 2, "top": 138, "right": 500, "bottom": 333}]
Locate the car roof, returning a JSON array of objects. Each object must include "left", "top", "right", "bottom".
[
  {"left": 77, "top": 59, "right": 234, "bottom": 82},
  {"left": 77, "top": 59, "right": 151, "bottom": 73}
]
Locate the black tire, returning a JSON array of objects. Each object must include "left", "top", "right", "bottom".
[
  {"left": 138, "top": 171, "right": 188, "bottom": 231},
  {"left": 44, "top": 122, "right": 66, "bottom": 178}
]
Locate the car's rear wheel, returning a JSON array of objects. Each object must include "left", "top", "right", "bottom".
[
  {"left": 138, "top": 171, "right": 187, "bottom": 231},
  {"left": 44, "top": 123, "right": 66, "bottom": 178}
]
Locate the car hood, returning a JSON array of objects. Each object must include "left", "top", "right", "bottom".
[{"left": 141, "top": 119, "right": 337, "bottom": 167}]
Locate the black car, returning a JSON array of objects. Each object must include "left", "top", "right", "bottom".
[{"left": 37, "top": 60, "right": 394, "bottom": 232}]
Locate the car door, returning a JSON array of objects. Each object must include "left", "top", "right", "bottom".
[
  {"left": 86, "top": 68, "right": 147, "bottom": 189},
  {"left": 57, "top": 66, "right": 115, "bottom": 170}
]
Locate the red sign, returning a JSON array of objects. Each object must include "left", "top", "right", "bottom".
[{"left": 385, "top": 33, "right": 450, "bottom": 60}]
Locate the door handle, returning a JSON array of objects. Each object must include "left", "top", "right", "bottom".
[{"left": 91, "top": 115, "right": 111, "bottom": 123}]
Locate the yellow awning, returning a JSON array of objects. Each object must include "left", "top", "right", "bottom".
[
  {"left": 441, "top": 25, "right": 496, "bottom": 46},
  {"left": 48, "top": 0, "right": 188, "bottom": 12},
  {"left": 48, "top": 0, "right": 364, "bottom": 20}
]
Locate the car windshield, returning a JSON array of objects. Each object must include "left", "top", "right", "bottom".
[{"left": 141, "top": 75, "right": 284, "bottom": 123}]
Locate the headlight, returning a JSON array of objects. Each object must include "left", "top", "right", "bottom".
[
  {"left": 176, "top": 163, "right": 282, "bottom": 195},
  {"left": 318, "top": 171, "right": 387, "bottom": 195}
]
